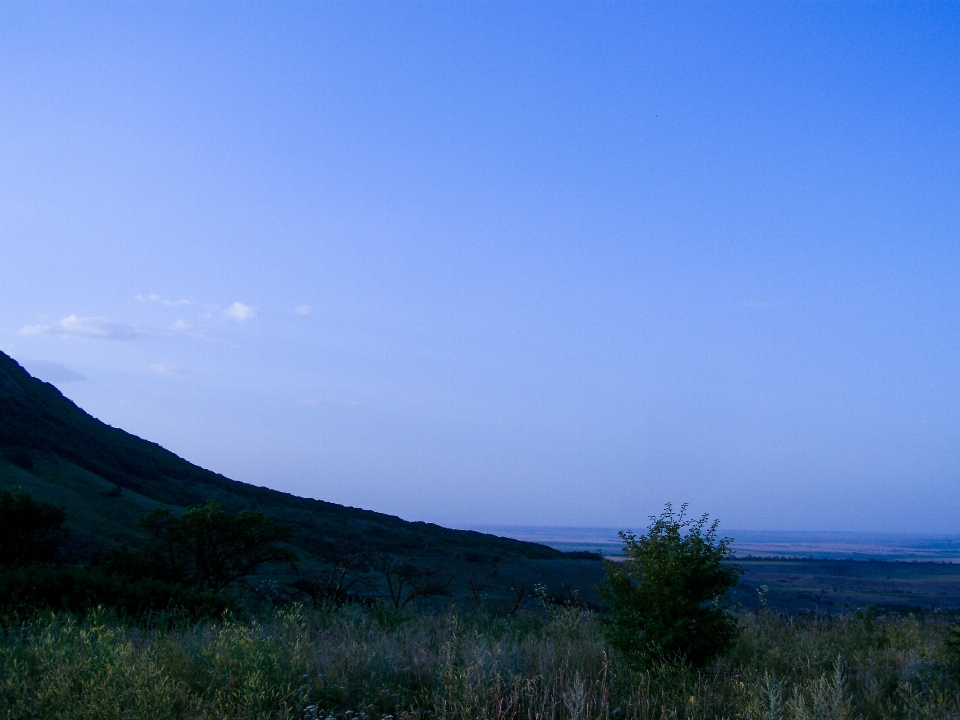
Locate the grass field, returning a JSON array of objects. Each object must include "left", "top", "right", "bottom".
[
  {"left": 733, "top": 559, "right": 960, "bottom": 614},
  {"left": 3, "top": 602, "right": 959, "bottom": 720},
  {"left": 476, "top": 525, "right": 960, "bottom": 614}
]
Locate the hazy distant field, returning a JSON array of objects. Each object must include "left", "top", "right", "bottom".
[
  {"left": 472, "top": 526, "right": 960, "bottom": 562},
  {"left": 732, "top": 558, "right": 960, "bottom": 613},
  {"left": 470, "top": 526, "right": 960, "bottom": 612}
]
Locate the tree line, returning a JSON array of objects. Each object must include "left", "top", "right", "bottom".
[{"left": 2, "top": 487, "right": 750, "bottom": 669}]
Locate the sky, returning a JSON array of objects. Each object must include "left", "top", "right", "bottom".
[{"left": 1, "top": 2, "right": 959, "bottom": 533}]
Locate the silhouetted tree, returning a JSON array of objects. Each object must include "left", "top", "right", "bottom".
[
  {"left": 0, "top": 488, "right": 69, "bottom": 567},
  {"left": 507, "top": 581, "right": 532, "bottom": 615},
  {"left": 134, "top": 501, "right": 294, "bottom": 593},
  {"left": 377, "top": 553, "right": 456, "bottom": 609},
  {"left": 291, "top": 553, "right": 371, "bottom": 607},
  {"left": 467, "top": 560, "right": 501, "bottom": 610}
]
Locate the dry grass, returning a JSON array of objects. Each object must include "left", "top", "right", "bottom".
[{"left": 2, "top": 603, "right": 958, "bottom": 719}]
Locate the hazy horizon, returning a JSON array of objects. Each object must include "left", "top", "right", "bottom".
[
  {"left": 465, "top": 525, "right": 960, "bottom": 561},
  {"left": 3, "top": 2, "right": 959, "bottom": 532}
]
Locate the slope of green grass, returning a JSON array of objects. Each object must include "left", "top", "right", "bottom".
[{"left": 0, "top": 455, "right": 174, "bottom": 553}]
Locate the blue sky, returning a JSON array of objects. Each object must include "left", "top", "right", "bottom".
[{"left": 2, "top": 2, "right": 959, "bottom": 532}]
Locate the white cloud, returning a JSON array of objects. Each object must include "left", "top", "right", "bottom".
[
  {"left": 20, "top": 315, "right": 139, "bottom": 341},
  {"left": 225, "top": 302, "right": 255, "bottom": 321},
  {"left": 167, "top": 319, "right": 208, "bottom": 338},
  {"left": 136, "top": 294, "right": 191, "bottom": 306},
  {"left": 149, "top": 363, "right": 186, "bottom": 374},
  {"left": 294, "top": 305, "right": 311, "bottom": 316},
  {"left": 59, "top": 315, "right": 139, "bottom": 340}
]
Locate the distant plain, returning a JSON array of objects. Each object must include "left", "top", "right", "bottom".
[
  {"left": 471, "top": 526, "right": 960, "bottom": 562},
  {"left": 470, "top": 526, "right": 960, "bottom": 613}
]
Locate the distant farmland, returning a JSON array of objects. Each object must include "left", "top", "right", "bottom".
[
  {"left": 470, "top": 526, "right": 960, "bottom": 612},
  {"left": 471, "top": 526, "right": 960, "bottom": 561}
]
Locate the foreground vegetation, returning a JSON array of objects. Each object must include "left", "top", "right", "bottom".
[
  {"left": 4, "top": 487, "right": 960, "bottom": 719},
  {"left": 3, "top": 603, "right": 959, "bottom": 720}
]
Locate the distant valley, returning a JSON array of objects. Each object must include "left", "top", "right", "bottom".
[{"left": 472, "top": 525, "right": 960, "bottom": 561}]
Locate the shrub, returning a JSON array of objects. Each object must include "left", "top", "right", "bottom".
[
  {"left": 0, "top": 565, "right": 231, "bottom": 620},
  {"left": 0, "top": 487, "right": 69, "bottom": 567},
  {"left": 601, "top": 503, "right": 743, "bottom": 668},
  {"left": 944, "top": 622, "right": 960, "bottom": 679},
  {"left": 114, "top": 501, "right": 294, "bottom": 594}
]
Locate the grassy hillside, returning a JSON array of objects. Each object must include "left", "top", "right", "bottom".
[{"left": 0, "top": 352, "right": 590, "bottom": 578}]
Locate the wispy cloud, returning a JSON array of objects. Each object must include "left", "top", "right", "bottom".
[
  {"left": 59, "top": 315, "right": 140, "bottom": 340},
  {"left": 20, "top": 315, "right": 140, "bottom": 341},
  {"left": 225, "top": 302, "right": 255, "bottom": 321},
  {"left": 134, "top": 294, "right": 259, "bottom": 325},
  {"left": 166, "top": 319, "right": 208, "bottom": 338},
  {"left": 294, "top": 304, "right": 311, "bottom": 316},
  {"left": 149, "top": 363, "right": 186, "bottom": 374},
  {"left": 135, "top": 294, "right": 191, "bottom": 307}
]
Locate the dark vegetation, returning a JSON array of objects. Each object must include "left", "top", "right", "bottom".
[
  {"left": 5, "top": 481, "right": 960, "bottom": 719},
  {"left": 0, "top": 483, "right": 592, "bottom": 619},
  {"left": 112, "top": 501, "right": 294, "bottom": 594},
  {"left": 5, "top": 585, "right": 960, "bottom": 719},
  {"left": 0, "top": 487, "right": 69, "bottom": 567},
  {"left": 0, "top": 488, "right": 231, "bottom": 617}
]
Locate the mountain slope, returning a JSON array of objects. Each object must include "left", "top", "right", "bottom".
[{"left": 0, "top": 352, "right": 564, "bottom": 564}]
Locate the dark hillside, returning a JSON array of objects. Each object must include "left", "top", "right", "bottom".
[{"left": 0, "top": 352, "right": 567, "bottom": 565}]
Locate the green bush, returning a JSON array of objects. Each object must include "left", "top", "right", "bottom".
[
  {"left": 601, "top": 503, "right": 743, "bottom": 668},
  {"left": 0, "top": 488, "right": 69, "bottom": 567},
  {"left": 0, "top": 490, "right": 246, "bottom": 620},
  {"left": 944, "top": 622, "right": 960, "bottom": 680},
  {"left": 0, "top": 566, "right": 230, "bottom": 620},
  {"left": 117, "top": 501, "right": 294, "bottom": 594}
]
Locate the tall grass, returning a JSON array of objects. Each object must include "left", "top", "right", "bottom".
[{"left": 2, "top": 604, "right": 958, "bottom": 719}]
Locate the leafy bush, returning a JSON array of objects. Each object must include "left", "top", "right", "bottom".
[
  {"left": 0, "top": 566, "right": 231, "bottom": 620},
  {"left": 601, "top": 503, "right": 743, "bottom": 668},
  {"left": 0, "top": 490, "right": 278, "bottom": 619},
  {"left": 944, "top": 622, "right": 960, "bottom": 680},
  {"left": 110, "top": 501, "right": 294, "bottom": 594},
  {"left": 0, "top": 488, "right": 69, "bottom": 567}
]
